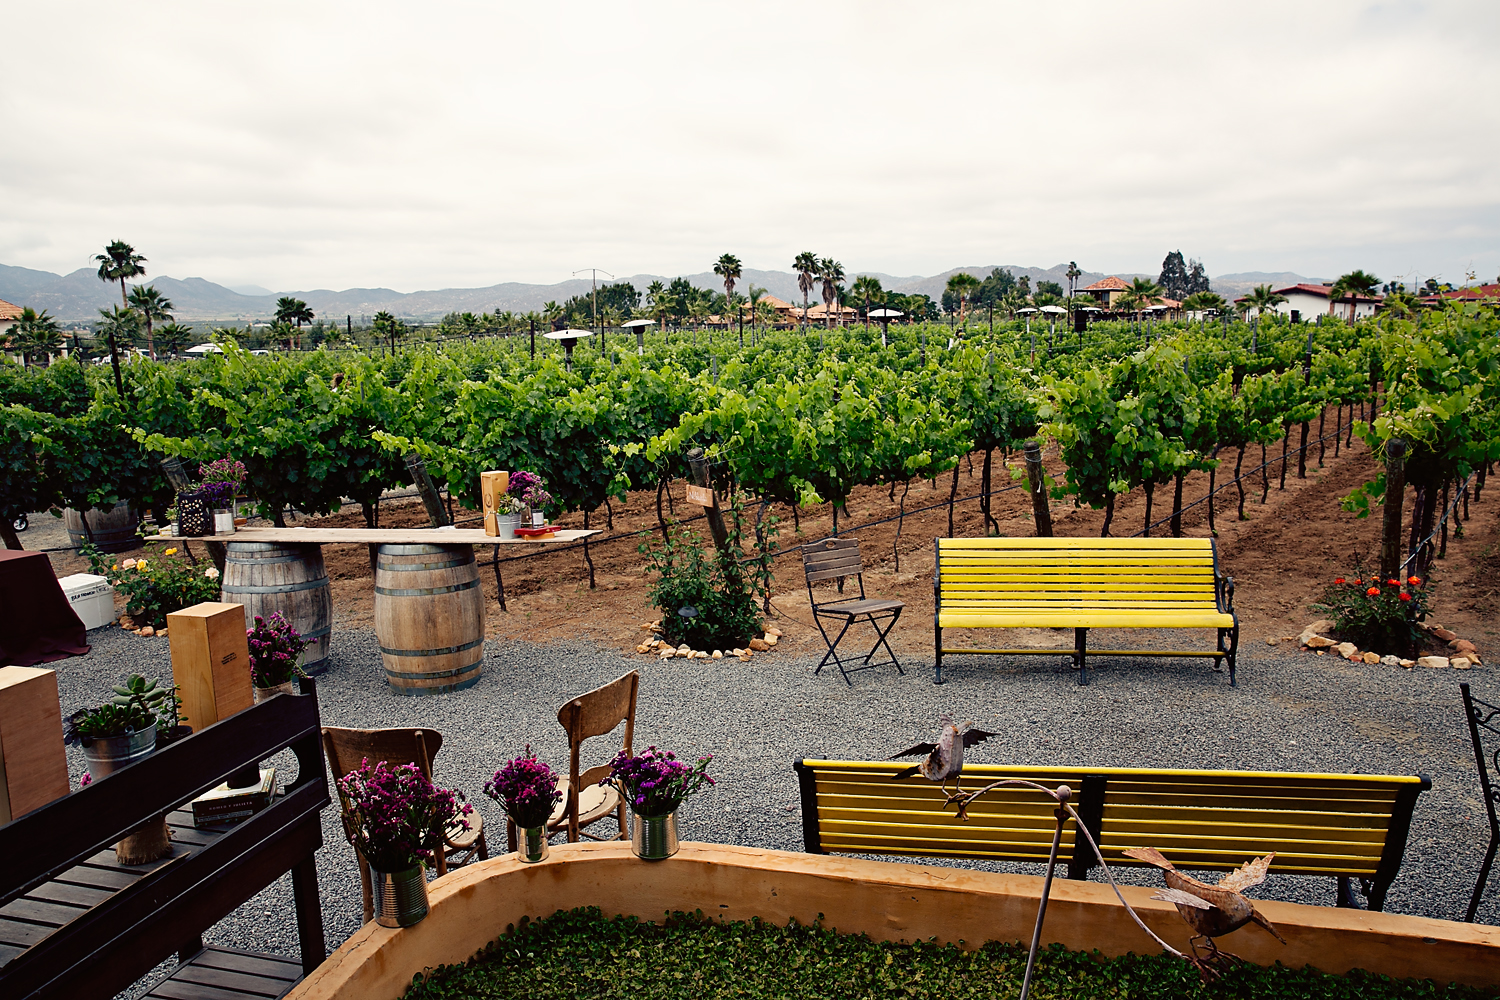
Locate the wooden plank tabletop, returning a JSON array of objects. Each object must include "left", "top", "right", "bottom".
[
  {"left": 0, "top": 807, "right": 237, "bottom": 969},
  {"left": 144, "top": 527, "right": 599, "bottom": 545}
]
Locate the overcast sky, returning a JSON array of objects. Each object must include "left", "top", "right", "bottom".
[{"left": 3, "top": 1, "right": 1497, "bottom": 292}]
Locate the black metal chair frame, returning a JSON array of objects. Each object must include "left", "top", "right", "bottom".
[
  {"left": 802, "top": 537, "right": 905, "bottom": 685},
  {"left": 1462, "top": 682, "right": 1499, "bottom": 923}
]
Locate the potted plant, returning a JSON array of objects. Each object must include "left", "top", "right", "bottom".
[
  {"left": 520, "top": 484, "right": 553, "bottom": 527},
  {"left": 604, "top": 746, "right": 715, "bottom": 860},
  {"left": 495, "top": 492, "right": 526, "bottom": 540},
  {"left": 336, "top": 759, "right": 471, "bottom": 928},
  {"left": 248, "top": 612, "right": 309, "bottom": 703},
  {"left": 484, "top": 747, "right": 562, "bottom": 863},
  {"left": 199, "top": 458, "right": 248, "bottom": 523}
]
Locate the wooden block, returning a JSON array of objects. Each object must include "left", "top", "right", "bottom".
[
  {"left": 480, "top": 471, "right": 509, "bottom": 537},
  {"left": 167, "top": 602, "right": 252, "bottom": 733},
  {"left": 0, "top": 666, "right": 71, "bottom": 824}
]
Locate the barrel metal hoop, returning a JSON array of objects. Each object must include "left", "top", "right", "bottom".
[
  {"left": 379, "top": 638, "right": 484, "bottom": 660},
  {"left": 376, "top": 560, "right": 473, "bottom": 572},
  {"left": 221, "top": 578, "right": 329, "bottom": 594},
  {"left": 377, "top": 544, "right": 476, "bottom": 558},
  {"left": 374, "top": 579, "right": 481, "bottom": 597},
  {"left": 225, "top": 554, "right": 305, "bottom": 565},
  {"left": 387, "top": 674, "right": 483, "bottom": 696},
  {"left": 299, "top": 625, "right": 333, "bottom": 640}
]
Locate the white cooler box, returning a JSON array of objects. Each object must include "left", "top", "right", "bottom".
[{"left": 58, "top": 573, "right": 117, "bottom": 630}]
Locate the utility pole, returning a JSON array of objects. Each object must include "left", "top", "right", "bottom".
[{"left": 574, "top": 268, "right": 614, "bottom": 353}]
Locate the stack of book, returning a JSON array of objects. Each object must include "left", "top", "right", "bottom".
[{"left": 190, "top": 767, "right": 277, "bottom": 828}]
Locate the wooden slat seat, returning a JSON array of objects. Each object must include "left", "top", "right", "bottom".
[
  {"left": 794, "top": 759, "right": 1430, "bottom": 912},
  {"left": 145, "top": 945, "right": 302, "bottom": 1000},
  {"left": 933, "top": 536, "right": 1239, "bottom": 685}
]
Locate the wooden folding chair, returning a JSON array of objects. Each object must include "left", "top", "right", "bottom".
[
  {"left": 321, "top": 726, "right": 488, "bottom": 923},
  {"left": 802, "top": 537, "right": 905, "bottom": 685},
  {"left": 506, "top": 669, "right": 640, "bottom": 851}
]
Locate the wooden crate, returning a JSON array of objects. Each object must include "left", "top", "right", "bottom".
[
  {"left": 167, "top": 602, "right": 252, "bottom": 732},
  {"left": 0, "top": 666, "right": 71, "bottom": 824},
  {"left": 480, "top": 470, "right": 509, "bottom": 536}
]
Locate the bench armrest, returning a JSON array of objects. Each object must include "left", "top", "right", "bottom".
[{"left": 1218, "top": 574, "right": 1235, "bottom": 613}]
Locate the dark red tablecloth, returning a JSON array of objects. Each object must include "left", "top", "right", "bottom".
[{"left": 0, "top": 549, "right": 90, "bottom": 665}]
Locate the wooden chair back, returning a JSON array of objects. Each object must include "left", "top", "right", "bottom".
[
  {"left": 321, "top": 726, "right": 449, "bottom": 878},
  {"left": 802, "top": 537, "right": 867, "bottom": 603},
  {"left": 557, "top": 670, "right": 639, "bottom": 840}
]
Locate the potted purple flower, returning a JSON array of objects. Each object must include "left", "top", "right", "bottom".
[
  {"left": 484, "top": 747, "right": 563, "bottom": 863},
  {"left": 604, "top": 746, "right": 715, "bottom": 860},
  {"left": 336, "top": 758, "right": 471, "bottom": 927},
  {"left": 248, "top": 612, "right": 310, "bottom": 703}
]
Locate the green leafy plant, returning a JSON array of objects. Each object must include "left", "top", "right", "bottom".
[
  {"left": 1311, "top": 563, "right": 1430, "bottom": 656},
  {"left": 83, "top": 541, "right": 222, "bottom": 628},
  {"left": 641, "top": 493, "right": 774, "bottom": 650}
]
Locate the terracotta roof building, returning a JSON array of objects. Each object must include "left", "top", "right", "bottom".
[
  {"left": 1078, "top": 276, "right": 1131, "bottom": 308},
  {"left": 0, "top": 298, "right": 21, "bottom": 338}
]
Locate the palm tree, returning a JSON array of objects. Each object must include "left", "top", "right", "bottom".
[
  {"left": 945, "top": 272, "right": 980, "bottom": 326},
  {"left": 746, "top": 284, "right": 767, "bottom": 341},
  {"left": 274, "top": 297, "right": 315, "bottom": 349},
  {"left": 94, "top": 241, "right": 146, "bottom": 388},
  {"left": 94, "top": 306, "right": 140, "bottom": 393},
  {"left": 1329, "top": 269, "right": 1381, "bottom": 322},
  {"left": 850, "top": 275, "right": 884, "bottom": 329},
  {"left": 818, "top": 258, "right": 846, "bottom": 329},
  {"left": 1117, "top": 276, "right": 1163, "bottom": 321},
  {"left": 9, "top": 307, "right": 62, "bottom": 367},
  {"left": 127, "top": 285, "right": 174, "bottom": 360},
  {"left": 1065, "top": 261, "right": 1082, "bottom": 300},
  {"left": 154, "top": 322, "right": 194, "bottom": 358},
  {"left": 794, "top": 252, "right": 819, "bottom": 330},
  {"left": 1244, "top": 284, "right": 1286, "bottom": 320},
  {"left": 713, "top": 254, "right": 742, "bottom": 302}
]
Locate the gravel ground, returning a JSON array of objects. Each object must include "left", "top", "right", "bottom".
[{"left": 46, "top": 623, "right": 1498, "bottom": 998}]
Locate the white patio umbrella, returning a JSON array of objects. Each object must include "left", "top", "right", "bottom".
[
  {"left": 543, "top": 329, "right": 591, "bottom": 370},
  {"left": 184, "top": 343, "right": 223, "bottom": 354},
  {"left": 867, "top": 308, "right": 904, "bottom": 345},
  {"left": 1039, "top": 305, "right": 1067, "bottom": 315},
  {"left": 621, "top": 318, "right": 655, "bottom": 353}
]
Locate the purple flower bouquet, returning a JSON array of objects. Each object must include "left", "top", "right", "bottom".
[
  {"left": 484, "top": 747, "right": 562, "bottom": 829},
  {"left": 507, "top": 470, "right": 542, "bottom": 497},
  {"left": 604, "top": 746, "right": 715, "bottom": 818},
  {"left": 247, "top": 612, "right": 310, "bottom": 688},
  {"left": 336, "top": 758, "right": 471, "bottom": 873}
]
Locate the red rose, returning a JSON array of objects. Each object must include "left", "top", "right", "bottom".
[
  {"left": 1334, "top": 577, "right": 1345, "bottom": 584},
  {"left": 1399, "top": 593, "right": 1412, "bottom": 602},
  {"left": 1366, "top": 587, "right": 1380, "bottom": 596},
  {"left": 1387, "top": 579, "right": 1400, "bottom": 586},
  {"left": 1408, "top": 576, "right": 1421, "bottom": 586}
]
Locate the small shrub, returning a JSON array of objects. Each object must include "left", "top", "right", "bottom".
[
  {"left": 83, "top": 542, "right": 221, "bottom": 628},
  {"left": 1312, "top": 562, "right": 1429, "bottom": 655}
]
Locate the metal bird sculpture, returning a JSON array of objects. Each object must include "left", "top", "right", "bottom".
[
  {"left": 1123, "top": 846, "right": 1285, "bottom": 972},
  {"left": 889, "top": 719, "right": 996, "bottom": 795}
]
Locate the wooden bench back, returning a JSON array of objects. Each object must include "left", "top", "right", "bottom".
[
  {"left": 794, "top": 760, "right": 1428, "bottom": 889},
  {"left": 0, "top": 692, "right": 328, "bottom": 1000},
  {"left": 935, "top": 537, "right": 1226, "bottom": 616}
]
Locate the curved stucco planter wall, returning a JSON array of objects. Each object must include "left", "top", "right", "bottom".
[{"left": 287, "top": 842, "right": 1500, "bottom": 1000}]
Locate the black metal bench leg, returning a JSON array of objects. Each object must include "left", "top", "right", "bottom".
[
  {"left": 1336, "top": 876, "right": 1361, "bottom": 909},
  {"left": 1466, "top": 829, "right": 1498, "bottom": 922},
  {"left": 1076, "top": 628, "right": 1089, "bottom": 686},
  {"left": 1227, "top": 623, "right": 1239, "bottom": 687}
]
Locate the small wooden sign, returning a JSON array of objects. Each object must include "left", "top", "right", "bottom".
[{"left": 685, "top": 484, "right": 716, "bottom": 508}]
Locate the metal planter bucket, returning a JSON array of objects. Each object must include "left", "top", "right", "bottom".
[
  {"left": 495, "top": 515, "right": 520, "bottom": 540},
  {"left": 83, "top": 721, "right": 157, "bottom": 779},
  {"left": 371, "top": 864, "right": 429, "bottom": 927},
  {"left": 630, "top": 810, "right": 679, "bottom": 861}
]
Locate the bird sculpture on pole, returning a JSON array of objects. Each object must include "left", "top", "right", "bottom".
[
  {"left": 888, "top": 719, "right": 996, "bottom": 796},
  {"left": 1123, "top": 846, "right": 1285, "bottom": 971}
]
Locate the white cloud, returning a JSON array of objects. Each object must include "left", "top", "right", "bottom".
[{"left": 2, "top": 0, "right": 1497, "bottom": 290}]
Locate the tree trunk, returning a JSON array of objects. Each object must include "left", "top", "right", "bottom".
[
  {"left": 1334, "top": 402, "right": 1342, "bottom": 458},
  {"left": 1024, "top": 441, "right": 1052, "bottom": 537},
  {"left": 1279, "top": 428, "right": 1290, "bottom": 490},
  {"left": 1298, "top": 420, "right": 1310, "bottom": 478},
  {"left": 403, "top": 454, "right": 450, "bottom": 527},
  {"left": 1408, "top": 483, "right": 1424, "bottom": 567},
  {"left": 655, "top": 476, "right": 670, "bottom": 542},
  {"left": 1439, "top": 478, "right": 1452, "bottom": 559},
  {"left": 1101, "top": 494, "right": 1115, "bottom": 537},
  {"left": 947, "top": 463, "right": 960, "bottom": 537},
  {"left": 1317, "top": 406, "right": 1326, "bottom": 467},
  {"left": 1260, "top": 444, "right": 1270, "bottom": 504},
  {"left": 981, "top": 447, "right": 999, "bottom": 535},
  {"left": 1170, "top": 472, "right": 1185, "bottom": 537},
  {"left": 1142, "top": 482, "right": 1155, "bottom": 537},
  {"left": 1235, "top": 444, "right": 1247, "bottom": 520},
  {"left": 1378, "top": 438, "right": 1406, "bottom": 581},
  {"left": 1207, "top": 454, "right": 1217, "bottom": 535},
  {"left": 894, "top": 480, "right": 909, "bottom": 572}
]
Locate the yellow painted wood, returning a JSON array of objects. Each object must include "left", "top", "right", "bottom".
[{"left": 939, "top": 612, "right": 1234, "bottom": 629}]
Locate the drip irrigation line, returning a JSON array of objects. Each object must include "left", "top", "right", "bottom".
[{"left": 1400, "top": 474, "right": 1473, "bottom": 577}]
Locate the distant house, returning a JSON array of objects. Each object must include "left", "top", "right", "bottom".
[
  {"left": 1255, "top": 283, "right": 1380, "bottom": 322},
  {"left": 0, "top": 298, "right": 20, "bottom": 339},
  {"left": 1078, "top": 276, "right": 1130, "bottom": 308},
  {"left": 1435, "top": 283, "right": 1500, "bottom": 305},
  {"left": 804, "top": 302, "right": 858, "bottom": 325}
]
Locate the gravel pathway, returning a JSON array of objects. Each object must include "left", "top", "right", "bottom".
[{"left": 47, "top": 624, "right": 1497, "bottom": 997}]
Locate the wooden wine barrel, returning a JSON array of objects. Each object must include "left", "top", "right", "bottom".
[
  {"left": 65, "top": 502, "right": 141, "bottom": 553},
  {"left": 221, "top": 542, "right": 334, "bottom": 673},
  {"left": 374, "top": 542, "right": 485, "bottom": 695}
]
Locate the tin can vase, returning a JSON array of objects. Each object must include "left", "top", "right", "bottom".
[
  {"left": 82, "top": 719, "right": 157, "bottom": 779},
  {"left": 371, "top": 864, "right": 429, "bottom": 927},
  {"left": 516, "top": 825, "right": 549, "bottom": 863},
  {"left": 630, "top": 809, "right": 679, "bottom": 860},
  {"left": 531, "top": 511, "right": 546, "bottom": 527}
]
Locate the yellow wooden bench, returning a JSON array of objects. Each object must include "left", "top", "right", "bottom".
[
  {"left": 933, "top": 536, "right": 1239, "bottom": 685},
  {"left": 793, "top": 759, "right": 1430, "bottom": 912}
]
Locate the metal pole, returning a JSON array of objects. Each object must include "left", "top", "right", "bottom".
[
  {"left": 529, "top": 318, "right": 536, "bottom": 360},
  {"left": 1019, "top": 791, "right": 1071, "bottom": 1000}
]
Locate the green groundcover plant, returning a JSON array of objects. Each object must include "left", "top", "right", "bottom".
[{"left": 402, "top": 907, "right": 1489, "bottom": 1000}]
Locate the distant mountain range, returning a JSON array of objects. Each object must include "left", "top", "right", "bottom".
[{"left": 0, "top": 261, "right": 1324, "bottom": 323}]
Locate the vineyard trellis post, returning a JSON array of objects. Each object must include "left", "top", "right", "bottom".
[
  {"left": 1024, "top": 441, "right": 1053, "bottom": 537},
  {"left": 686, "top": 447, "right": 730, "bottom": 555}
]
